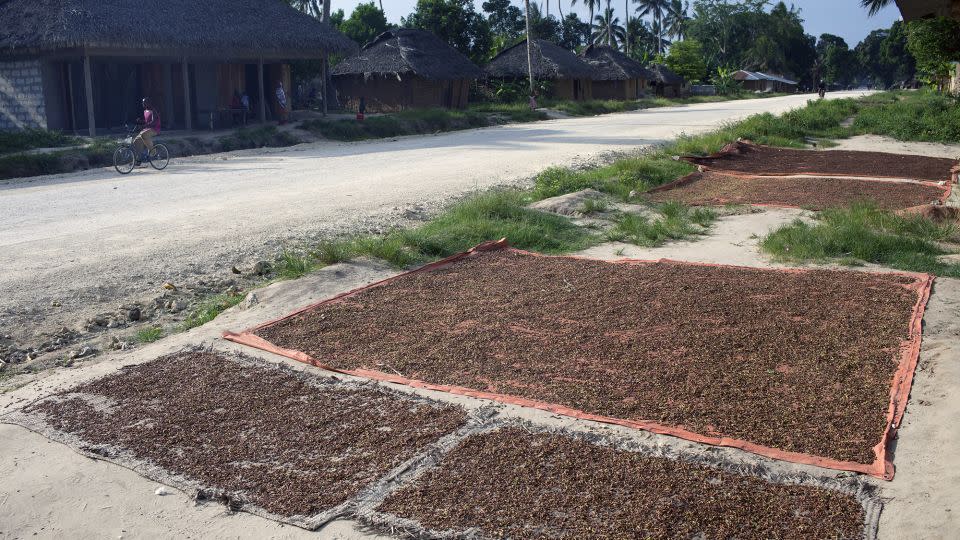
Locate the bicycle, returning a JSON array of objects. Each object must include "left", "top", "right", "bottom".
[{"left": 113, "top": 124, "right": 170, "bottom": 174}]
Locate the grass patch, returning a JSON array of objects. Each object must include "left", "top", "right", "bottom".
[
  {"left": 135, "top": 326, "right": 164, "bottom": 343},
  {"left": 0, "top": 128, "right": 82, "bottom": 154},
  {"left": 180, "top": 293, "right": 244, "bottom": 331},
  {"left": 276, "top": 251, "right": 315, "bottom": 280},
  {"left": 853, "top": 90, "right": 960, "bottom": 143},
  {"left": 580, "top": 198, "right": 608, "bottom": 214},
  {"left": 218, "top": 126, "right": 300, "bottom": 151},
  {"left": 607, "top": 202, "right": 718, "bottom": 247},
  {"left": 761, "top": 203, "right": 960, "bottom": 276},
  {"left": 469, "top": 103, "right": 549, "bottom": 122},
  {"left": 300, "top": 108, "right": 500, "bottom": 142}
]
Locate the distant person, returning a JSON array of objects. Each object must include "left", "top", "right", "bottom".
[
  {"left": 357, "top": 96, "right": 366, "bottom": 121},
  {"left": 134, "top": 97, "right": 160, "bottom": 163},
  {"left": 529, "top": 92, "right": 538, "bottom": 110},
  {"left": 275, "top": 81, "right": 288, "bottom": 125},
  {"left": 817, "top": 79, "right": 826, "bottom": 98},
  {"left": 230, "top": 91, "right": 242, "bottom": 125}
]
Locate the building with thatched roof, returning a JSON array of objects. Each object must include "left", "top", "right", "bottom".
[
  {"left": 733, "top": 70, "right": 798, "bottom": 93},
  {"left": 647, "top": 64, "right": 685, "bottom": 97},
  {"left": 580, "top": 45, "right": 653, "bottom": 100},
  {"left": 485, "top": 39, "right": 594, "bottom": 101},
  {"left": 0, "top": 0, "right": 354, "bottom": 134},
  {"left": 332, "top": 29, "right": 482, "bottom": 113}
]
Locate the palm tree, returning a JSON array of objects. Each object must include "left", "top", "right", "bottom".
[
  {"left": 572, "top": 0, "right": 602, "bottom": 43},
  {"left": 288, "top": 0, "right": 323, "bottom": 18},
  {"left": 860, "top": 0, "right": 892, "bottom": 16},
  {"left": 592, "top": 7, "right": 626, "bottom": 48},
  {"left": 635, "top": 0, "right": 668, "bottom": 54},
  {"left": 663, "top": 0, "right": 689, "bottom": 41}
]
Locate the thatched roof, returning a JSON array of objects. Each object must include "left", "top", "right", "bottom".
[
  {"left": 580, "top": 45, "right": 653, "bottom": 81},
  {"left": 648, "top": 64, "right": 684, "bottom": 85},
  {"left": 0, "top": 0, "right": 355, "bottom": 57},
  {"left": 484, "top": 39, "right": 594, "bottom": 80},
  {"left": 332, "top": 28, "right": 482, "bottom": 81}
]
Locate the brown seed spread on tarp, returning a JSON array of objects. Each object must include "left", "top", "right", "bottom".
[
  {"left": 255, "top": 249, "right": 921, "bottom": 465},
  {"left": 684, "top": 141, "right": 957, "bottom": 182},
  {"left": 646, "top": 170, "right": 947, "bottom": 210},
  {"left": 377, "top": 428, "right": 866, "bottom": 539},
  {"left": 24, "top": 351, "right": 467, "bottom": 518}
]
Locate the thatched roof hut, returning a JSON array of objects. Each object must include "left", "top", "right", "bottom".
[
  {"left": 485, "top": 39, "right": 594, "bottom": 100},
  {"left": 647, "top": 64, "right": 685, "bottom": 97},
  {"left": 580, "top": 45, "right": 653, "bottom": 100},
  {"left": 0, "top": 0, "right": 354, "bottom": 134},
  {"left": 0, "top": 0, "right": 355, "bottom": 57},
  {"left": 332, "top": 29, "right": 482, "bottom": 112}
]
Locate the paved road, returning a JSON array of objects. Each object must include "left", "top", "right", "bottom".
[{"left": 0, "top": 92, "right": 867, "bottom": 347}]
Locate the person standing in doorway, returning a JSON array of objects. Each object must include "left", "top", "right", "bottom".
[{"left": 275, "top": 81, "right": 288, "bottom": 125}]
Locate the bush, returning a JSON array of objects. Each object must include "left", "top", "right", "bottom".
[
  {"left": 854, "top": 91, "right": 960, "bottom": 143},
  {"left": 0, "top": 128, "right": 81, "bottom": 154}
]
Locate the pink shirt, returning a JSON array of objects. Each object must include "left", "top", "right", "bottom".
[{"left": 144, "top": 110, "right": 160, "bottom": 133}]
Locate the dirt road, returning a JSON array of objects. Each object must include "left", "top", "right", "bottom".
[{"left": 0, "top": 92, "right": 867, "bottom": 365}]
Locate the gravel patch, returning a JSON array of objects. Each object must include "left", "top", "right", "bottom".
[
  {"left": 647, "top": 170, "right": 948, "bottom": 210},
  {"left": 252, "top": 248, "right": 926, "bottom": 465},
  {"left": 374, "top": 427, "right": 869, "bottom": 539}
]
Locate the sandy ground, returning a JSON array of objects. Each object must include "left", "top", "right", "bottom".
[
  {"left": 0, "top": 92, "right": 867, "bottom": 372},
  {"left": 827, "top": 134, "right": 960, "bottom": 160}
]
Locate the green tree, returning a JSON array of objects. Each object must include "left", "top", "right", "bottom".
[
  {"left": 665, "top": 39, "right": 707, "bottom": 82},
  {"left": 663, "top": 0, "right": 690, "bottom": 40},
  {"left": 528, "top": 3, "right": 563, "bottom": 43},
  {"left": 571, "top": 0, "right": 602, "bottom": 43},
  {"left": 593, "top": 7, "right": 626, "bottom": 47},
  {"left": 328, "top": 8, "right": 346, "bottom": 27},
  {"left": 338, "top": 3, "right": 390, "bottom": 46},
  {"left": 404, "top": 0, "right": 493, "bottom": 64},
  {"left": 483, "top": 0, "right": 525, "bottom": 38},
  {"left": 625, "top": 16, "right": 657, "bottom": 60},
  {"left": 559, "top": 13, "right": 592, "bottom": 50},
  {"left": 636, "top": 0, "right": 669, "bottom": 53},
  {"left": 906, "top": 17, "right": 960, "bottom": 86},
  {"left": 817, "top": 34, "right": 859, "bottom": 87},
  {"left": 855, "top": 21, "right": 915, "bottom": 88}
]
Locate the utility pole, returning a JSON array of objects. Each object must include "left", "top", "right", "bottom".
[{"left": 524, "top": 0, "right": 535, "bottom": 99}]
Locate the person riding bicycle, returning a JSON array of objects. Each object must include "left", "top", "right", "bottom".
[{"left": 134, "top": 97, "right": 161, "bottom": 163}]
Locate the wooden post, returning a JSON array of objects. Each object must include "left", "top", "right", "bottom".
[
  {"left": 182, "top": 59, "right": 192, "bottom": 131},
  {"left": 66, "top": 62, "right": 77, "bottom": 133},
  {"left": 163, "top": 63, "right": 174, "bottom": 129},
  {"left": 82, "top": 52, "right": 95, "bottom": 136},
  {"left": 321, "top": 53, "right": 328, "bottom": 116},
  {"left": 258, "top": 58, "right": 266, "bottom": 123}
]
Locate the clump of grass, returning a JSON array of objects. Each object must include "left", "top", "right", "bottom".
[
  {"left": 761, "top": 203, "right": 960, "bottom": 276},
  {"left": 219, "top": 126, "right": 299, "bottom": 151},
  {"left": 180, "top": 293, "right": 244, "bottom": 330},
  {"left": 0, "top": 128, "right": 81, "bottom": 154},
  {"left": 533, "top": 158, "right": 696, "bottom": 200},
  {"left": 854, "top": 90, "right": 960, "bottom": 143},
  {"left": 135, "top": 326, "right": 163, "bottom": 343},
  {"left": 353, "top": 235, "right": 421, "bottom": 268},
  {"left": 276, "top": 251, "right": 315, "bottom": 279},
  {"left": 400, "top": 190, "right": 598, "bottom": 259},
  {"left": 580, "top": 198, "right": 608, "bottom": 214},
  {"left": 469, "top": 103, "right": 548, "bottom": 122},
  {"left": 311, "top": 239, "right": 355, "bottom": 265},
  {"left": 607, "top": 202, "right": 717, "bottom": 246},
  {"left": 300, "top": 108, "right": 500, "bottom": 142}
]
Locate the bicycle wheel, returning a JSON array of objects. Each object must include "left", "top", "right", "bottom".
[
  {"left": 113, "top": 146, "right": 136, "bottom": 174},
  {"left": 149, "top": 144, "right": 170, "bottom": 170}
]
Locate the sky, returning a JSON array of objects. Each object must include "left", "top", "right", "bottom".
[{"left": 331, "top": 0, "right": 902, "bottom": 47}]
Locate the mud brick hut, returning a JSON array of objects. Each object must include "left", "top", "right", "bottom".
[
  {"left": 647, "top": 64, "right": 685, "bottom": 97},
  {"left": 580, "top": 45, "right": 653, "bottom": 100},
  {"left": 732, "top": 70, "right": 798, "bottom": 93},
  {"left": 0, "top": 0, "right": 354, "bottom": 134},
  {"left": 331, "top": 29, "right": 482, "bottom": 113},
  {"left": 485, "top": 39, "right": 594, "bottom": 101}
]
